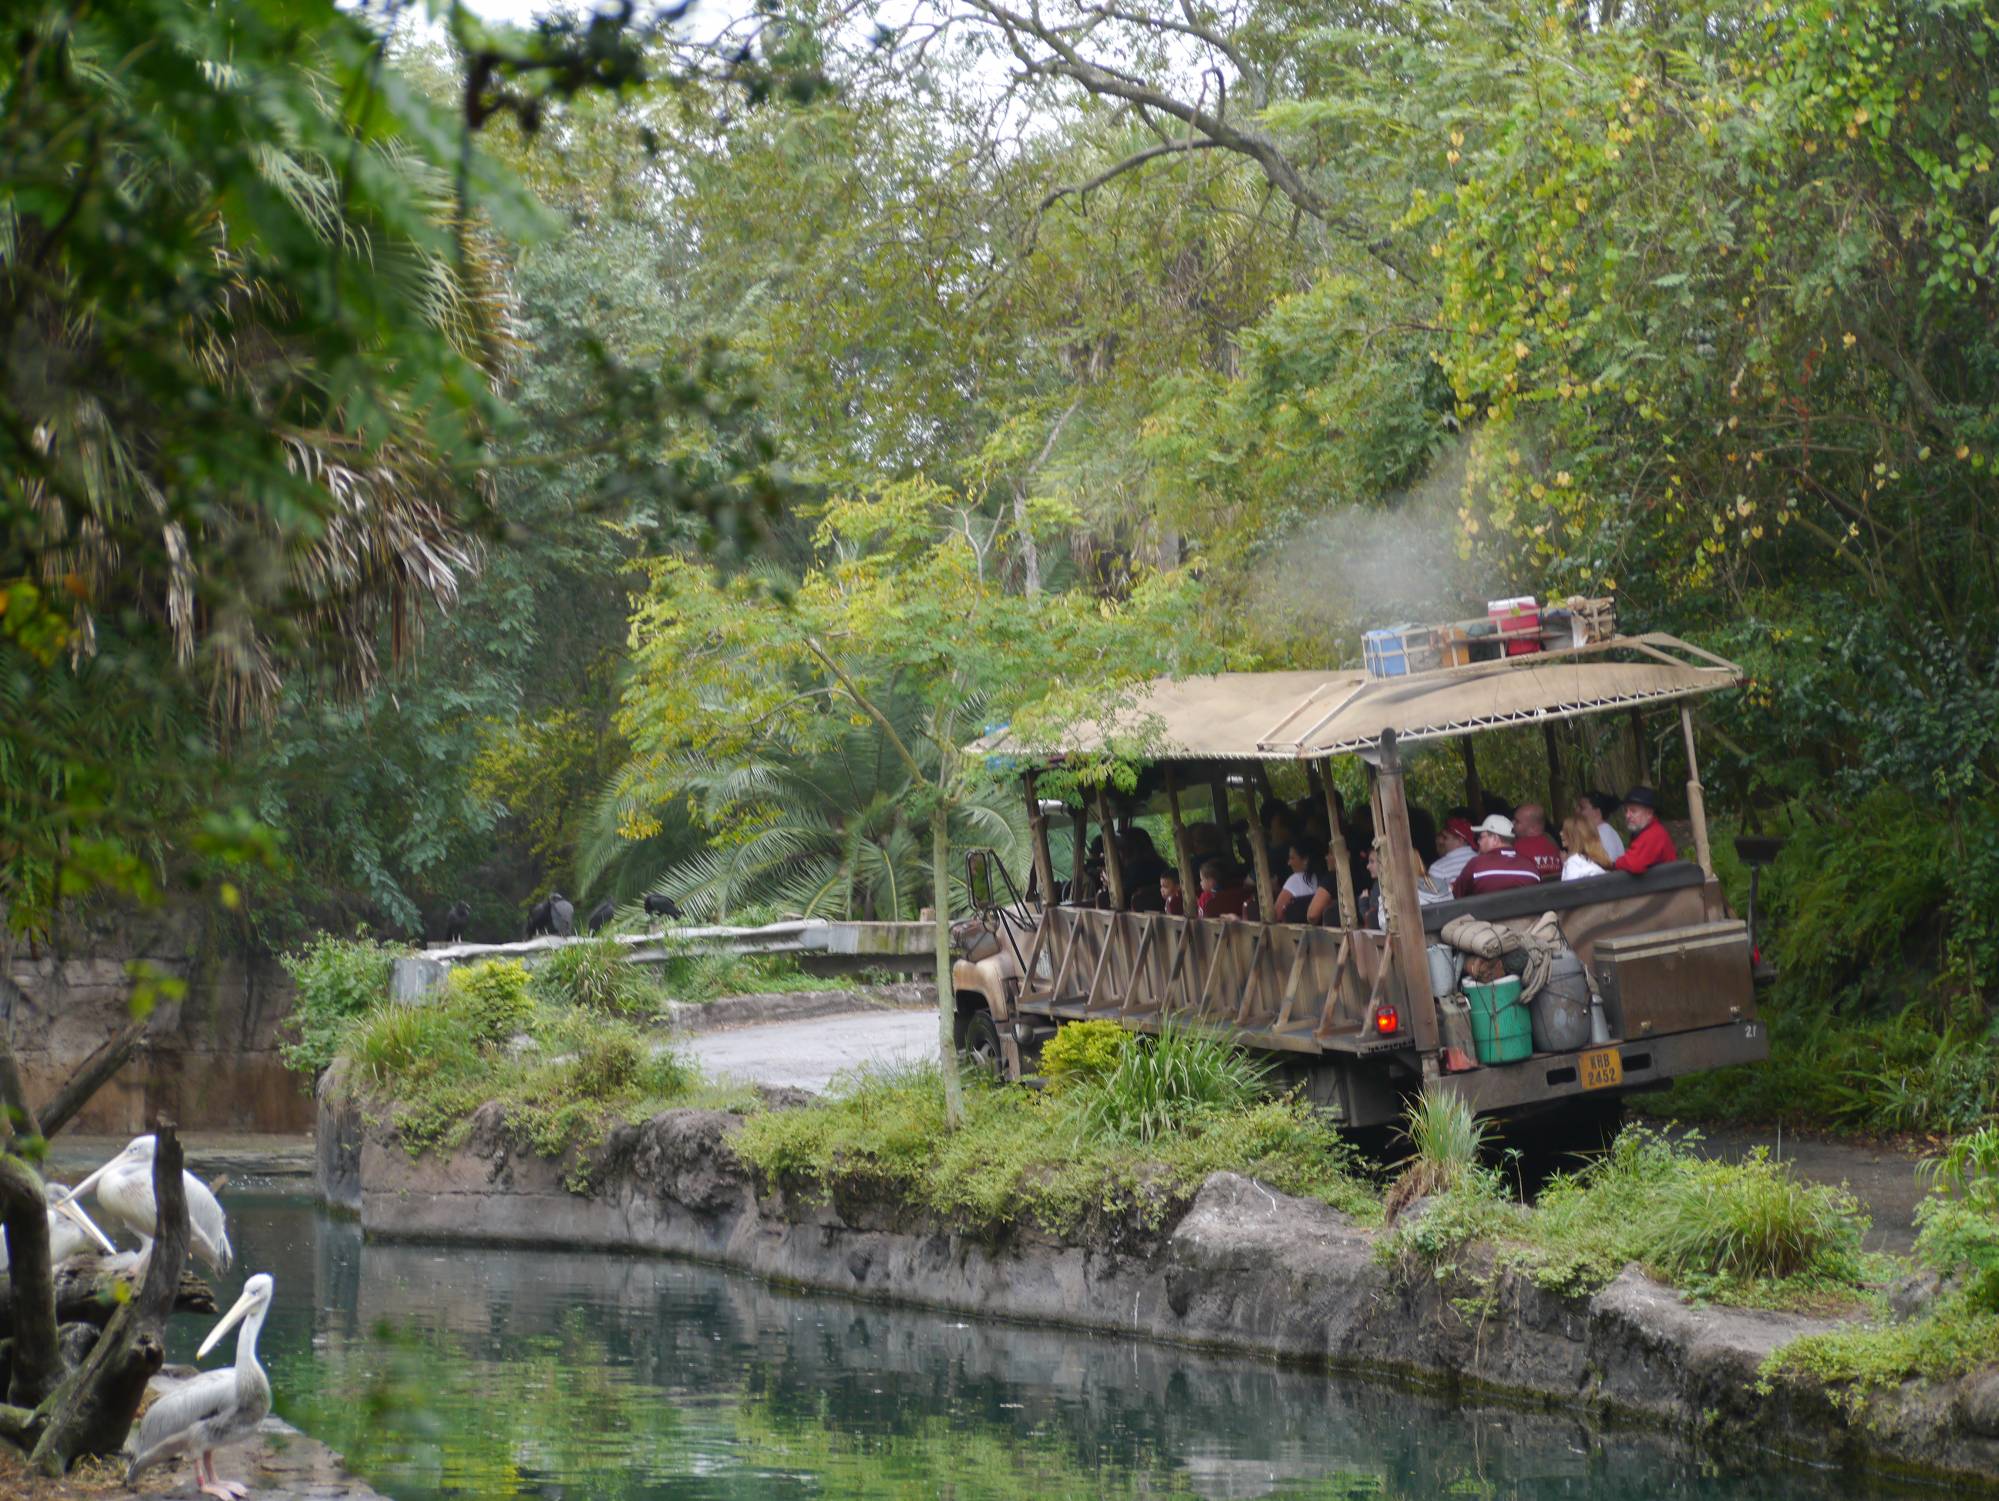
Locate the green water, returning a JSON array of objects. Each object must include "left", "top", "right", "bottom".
[{"left": 189, "top": 1191, "right": 1926, "bottom": 1500}]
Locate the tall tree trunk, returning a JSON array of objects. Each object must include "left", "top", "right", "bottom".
[
  {"left": 933, "top": 808, "right": 964, "bottom": 1128},
  {"left": 32, "top": 1126, "right": 189, "bottom": 1473},
  {"left": 0, "top": 1155, "right": 62, "bottom": 1407},
  {"left": 1011, "top": 483, "right": 1042, "bottom": 598}
]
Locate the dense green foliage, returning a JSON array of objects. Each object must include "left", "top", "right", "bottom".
[
  {"left": 732, "top": 1060, "right": 1379, "bottom": 1236},
  {"left": 280, "top": 936, "right": 408, "bottom": 1077},
  {"left": 5, "top": 0, "right": 1996, "bottom": 1139},
  {"left": 1037, "top": 1020, "right": 1135, "bottom": 1089}
]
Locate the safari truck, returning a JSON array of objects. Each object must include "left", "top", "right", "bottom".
[{"left": 950, "top": 631, "right": 1768, "bottom": 1130}]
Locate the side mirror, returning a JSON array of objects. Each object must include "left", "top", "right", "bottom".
[{"left": 966, "top": 850, "right": 994, "bottom": 908}]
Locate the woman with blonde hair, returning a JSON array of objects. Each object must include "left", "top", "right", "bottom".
[{"left": 1560, "top": 813, "right": 1612, "bottom": 879}]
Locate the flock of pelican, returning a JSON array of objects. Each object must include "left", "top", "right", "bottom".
[{"left": 34, "top": 1134, "right": 270, "bottom": 1499}]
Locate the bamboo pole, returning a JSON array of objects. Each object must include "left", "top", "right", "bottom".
[
  {"left": 1162, "top": 767, "right": 1198, "bottom": 914},
  {"left": 1095, "top": 786, "right": 1127, "bottom": 910},
  {"left": 1317, "top": 760, "right": 1359, "bottom": 930},
  {"left": 1241, "top": 779, "right": 1278, "bottom": 922},
  {"left": 1680, "top": 705, "right": 1713, "bottom": 877},
  {"left": 1022, "top": 771, "right": 1055, "bottom": 910},
  {"left": 1372, "top": 732, "right": 1438, "bottom": 1053}
]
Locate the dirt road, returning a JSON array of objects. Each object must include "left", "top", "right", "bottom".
[{"left": 683, "top": 1006, "right": 941, "bottom": 1093}]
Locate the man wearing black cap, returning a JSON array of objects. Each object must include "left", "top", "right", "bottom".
[{"left": 1613, "top": 786, "right": 1678, "bottom": 874}]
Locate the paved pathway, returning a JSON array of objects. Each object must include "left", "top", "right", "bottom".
[{"left": 683, "top": 1006, "right": 941, "bottom": 1093}]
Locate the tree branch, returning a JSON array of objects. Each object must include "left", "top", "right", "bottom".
[{"left": 1040, "top": 137, "right": 1223, "bottom": 209}]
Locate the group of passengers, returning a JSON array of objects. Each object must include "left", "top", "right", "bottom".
[{"left": 1073, "top": 784, "right": 1678, "bottom": 928}]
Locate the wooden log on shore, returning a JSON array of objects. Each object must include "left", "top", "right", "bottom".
[{"left": 0, "top": 1260, "right": 215, "bottom": 1341}]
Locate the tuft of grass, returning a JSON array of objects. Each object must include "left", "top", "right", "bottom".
[
  {"left": 1640, "top": 1148, "right": 1866, "bottom": 1284},
  {"left": 1075, "top": 1025, "right": 1269, "bottom": 1144},
  {"left": 1383, "top": 1092, "right": 1491, "bottom": 1224}
]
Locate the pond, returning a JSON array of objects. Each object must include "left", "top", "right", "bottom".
[{"left": 185, "top": 1190, "right": 1925, "bottom": 1501}]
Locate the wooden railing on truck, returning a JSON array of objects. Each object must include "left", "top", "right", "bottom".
[{"left": 1015, "top": 908, "right": 1392, "bottom": 1055}]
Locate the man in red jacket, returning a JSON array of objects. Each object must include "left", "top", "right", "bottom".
[{"left": 1613, "top": 786, "right": 1678, "bottom": 874}]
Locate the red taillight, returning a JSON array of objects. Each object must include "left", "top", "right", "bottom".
[{"left": 1374, "top": 1005, "right": 1400, "bottom": 1035}]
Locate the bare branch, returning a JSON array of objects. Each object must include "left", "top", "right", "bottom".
[{"left": 1040, "top": 137, "right": 1223, "bottom": 209}]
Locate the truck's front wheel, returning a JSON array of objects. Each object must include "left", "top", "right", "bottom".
[{"left": 960, "top": 1009, "right": 1004, "bottom": 1079}]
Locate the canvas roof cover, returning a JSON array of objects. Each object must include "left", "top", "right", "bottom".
[{"left": 970, "top": 634, "right": 1741, "bottom": 763}]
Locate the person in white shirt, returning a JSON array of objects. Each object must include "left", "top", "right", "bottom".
[
  {"left": 1277, "top": 842, "right": 1320, "bottom": 920},
  {"left": 1576, "top": 791, "right": 1625, "bottom": 861},
  {"left": 1430, "top": 816, "right": 1477, "bottom": 890},
  {"left": 1560, "top": 812, "right": 1612, "bottom": 879}
]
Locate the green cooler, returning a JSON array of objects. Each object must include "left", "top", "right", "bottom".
[{"left": 1464, "top": 976, "right": 1533, "bottom": 1064}]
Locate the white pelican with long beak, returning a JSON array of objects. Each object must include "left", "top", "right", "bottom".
[
  {"left": 62, "top": 1134, "right": 232, "bottom": 1274},
  {"left": 0, "top": 1186, "right": 117, "bottom": 1269},
  {"left": 126, "top": 1272, "right": 274, "bottom": 1499}
]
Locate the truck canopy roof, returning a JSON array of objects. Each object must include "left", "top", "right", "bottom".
[{"left": 972, "top": 633, "right": 1741, "bottom": 764}]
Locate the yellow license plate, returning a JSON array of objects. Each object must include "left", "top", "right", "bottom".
[{"left": 1580, "top": 1047, "right": 1624, "bottom": 1090}]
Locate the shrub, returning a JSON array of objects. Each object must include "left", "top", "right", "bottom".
[
  {"left": 570, "top": 1030, "right": 643, "bottom": 1096},
  {"left": 1638, "top": 1148, "right": 1865, "bottom": 1283},
  {"left": 347, "top": 1001, "right": 480, "bottom": 1091},
  {"left": 531, "top": 938, "right": 661, "bottom": 1015},
  {"left": 280, "top": 934, "right": 402, "bottom": 1076},
  {"left": 1074, "top": 1025, "right": 1268, "bottom": 1143},
  {"left": 1039, "top": 1020, "right": 1134, "bottom": 1088},
  {"left": 1918, "top": 1125, "right": 1999, "bottom": 1310},
  {"left": 447, "top": 961, "right": 534, "bottom": 1043}
]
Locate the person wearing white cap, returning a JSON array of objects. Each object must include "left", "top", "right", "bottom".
[{"left": 1450, "top": 814, "right": 1545, "bottom": 899}]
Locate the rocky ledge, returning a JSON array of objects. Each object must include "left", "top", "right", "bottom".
[{"left": 317, "top": 1075, "right": 1999, "bottom": 1489}]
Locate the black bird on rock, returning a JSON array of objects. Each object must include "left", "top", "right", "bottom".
[
  {"left": 549, "top": 892, "right": 575, "bottom": 938},
  {"left": 525, "top": 898, "right": 554, "bottom": 938},
  {"left": 586, "top": 899, "right": 616, "bottom": 935},
  {"left": 643, "top": 892, "right": 682, "bottom": 921}
]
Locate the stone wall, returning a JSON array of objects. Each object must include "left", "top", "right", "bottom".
[
  {"left": 318, "top": 1083, "right": 1999, "bottom": 1490},
  {"left": 5, "top": 903, "right": 310, "bottom": 1134}
]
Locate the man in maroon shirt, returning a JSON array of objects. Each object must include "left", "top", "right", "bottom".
[
  {"left": 1512, "top": 803, "right": 1563, "bottom": 881},
  {"left": 1451, "top": 815, "right": 1546, "bottom": 899},
  {"left": 1613, "top": 786, "right": 1678, "bottom": 874}
]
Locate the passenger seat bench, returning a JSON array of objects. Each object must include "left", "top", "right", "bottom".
[{"left": 1420, "top": 860, "right": 1706, "bottom": 934}]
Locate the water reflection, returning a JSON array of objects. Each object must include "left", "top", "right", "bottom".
[{"left": 190, "top": 1192, "right": 1919, "bottom": 1500}]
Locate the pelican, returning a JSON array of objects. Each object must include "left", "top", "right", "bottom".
[
  {"left": 0, "top": 1186, "right": 117, "bottom": 1270},
  {"left": 126, "top": 1272, "right": 273, "bottom": 1500},
  {"left": 61, "top": 1135, "right": 233, "bottom": 1274}
]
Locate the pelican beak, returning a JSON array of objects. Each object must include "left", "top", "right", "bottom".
[
  {"left": 55, "top": 1197, "right": 116, "bottom": 1255},
  {"left": 61, "top": 1162, "right": 110, "bottom": 1205},
  {"left": 197, "top": 1284, "right": 259, "bottom": 1361}
]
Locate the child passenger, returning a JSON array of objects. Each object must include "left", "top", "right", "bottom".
[{"left": 1159, "top": 869, "right": 1186, "bottom": 915}]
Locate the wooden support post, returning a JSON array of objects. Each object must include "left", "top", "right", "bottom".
[
  {"left": 1542, "top": 722, "right": 1567, "bottom": 825},
  {"left": 1241, "top": 779, "right": 1278, "bottom": 923},
  {"left": 1162, "top": 767, "right": 1198, "bottom": 914},
  {"left": 1209, "top": 769, "right": 1231, "bottom": 828},
  {"left": 1095, "top": 787, "right": 1127, "bottom": 911},
  {"left": 1372, "top": 731, "right": 1438, "bottom": 1054},
  {"left": 1629, "top": 708, "right": 1649, "bottom": 785},
  {"left": 1069, "top": 807, "right": 1088, "bottom": 905},
  {"left": 1317, "top": 760, "right": 1359, "bottom": 930},
  {"left": 1023, "top": 772, "right": 1055, "bottom": 910},
  {"left": 1680, "top": 705, "right": 1713, "bottom": 877},
  {"left": 1460, "top": 737, "right": 1483, "bottom": 813}
]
